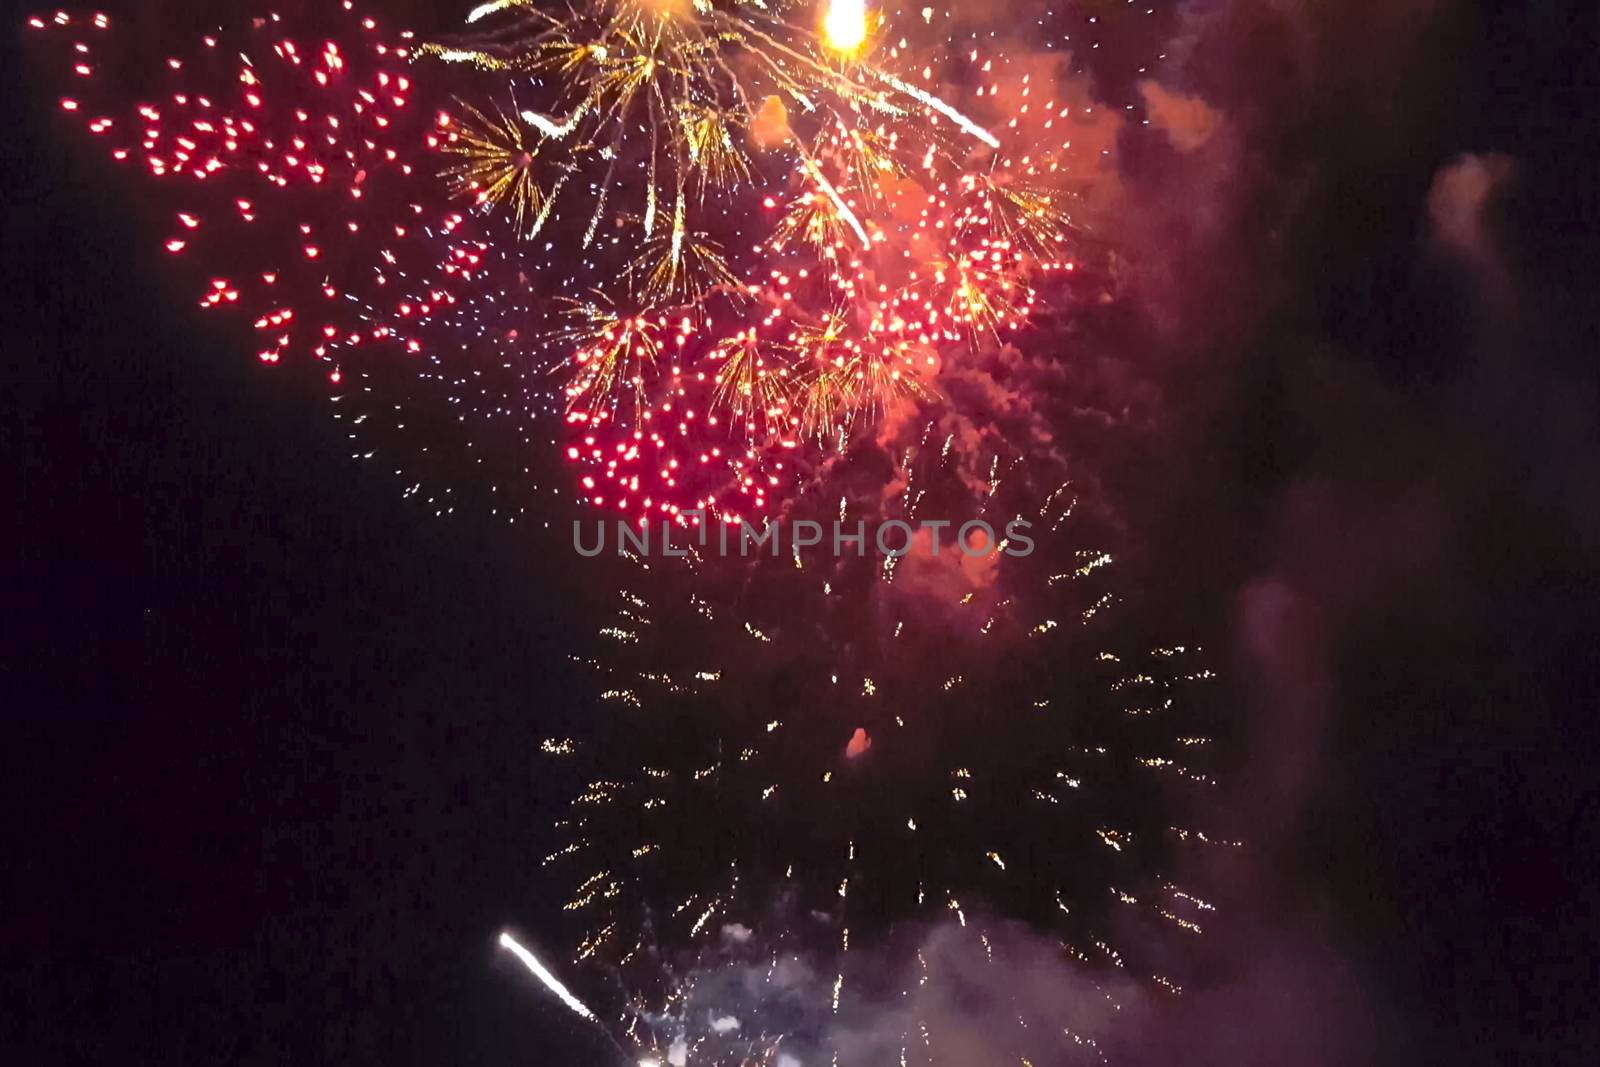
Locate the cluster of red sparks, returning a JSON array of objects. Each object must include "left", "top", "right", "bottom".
[
  {"left": 556, "top": 105, "right": 1084, "bottom": 528},
  {"left": 34, "top": 6, "right": 506, "bottom": 382}
]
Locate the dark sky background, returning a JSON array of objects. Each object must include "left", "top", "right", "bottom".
[{"left": 4, "top": 1, "right": 1600, "bottom": 1064}]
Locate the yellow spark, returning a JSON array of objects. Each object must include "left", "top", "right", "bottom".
[
  {"left": 559, "top": 299, "right": 663, "bottom": 419},
  {"left": 440, "top": 102, "right": 546, "bottom": 235},
  {"left": 679, "top": 104, "right": 751, "bottom": 190},
  {"left": 710, "top": 327, "right": 794, "bottom": 431},
  {"left": 628, "top": 228, "right": 739, "bottom": 305}
]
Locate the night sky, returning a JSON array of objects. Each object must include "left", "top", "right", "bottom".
[{"left": 5, "top": 1, "right": 1600, "bottom": 1064}]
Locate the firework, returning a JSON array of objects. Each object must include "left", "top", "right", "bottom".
[
  {"left": 416, "top": 0, "right": 1007, "bottom": 272},
  {"left": 411, "top": 0, "right": 1087, "bottom": 471},
  {"left": 31, "top": 2, "right": 1092, "bottom": 524},
  {"left": 546, "top": 423, "right": 1232, "bottom": 1062},
  {"left": 23, "top": 2, "right": 583, "bottom": 409},
  {"left": 30, "top": 7, "right": 1221, "bottom": 1063},
  {"left": 28, "top": 6, "right": 556, "bottom": 520},
  {"left": 440, "top": 99, "right": 548, "bottom": 235}
]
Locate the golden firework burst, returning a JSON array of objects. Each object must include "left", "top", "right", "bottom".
[{"left": 439, "top": 101, "right": 546, "bottom": 235}]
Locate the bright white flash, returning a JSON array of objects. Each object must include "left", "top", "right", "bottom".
[{"left": 823, "top": 0, "right": 869, "bottom": 54}]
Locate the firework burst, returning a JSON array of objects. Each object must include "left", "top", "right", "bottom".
[
  {"left": 410, "top": 0, "right": 1087, "bottom": 469},
  {"left": 31, "top": 2, "right": 1094, "bottom": 524},
  {"left": 439, "top": 99, "right": 547, "bottom": 234},
  {"left": 547, "top": 424, "right": 1232, "bottom": 1062}
]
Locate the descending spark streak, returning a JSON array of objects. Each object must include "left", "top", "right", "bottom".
[
  {"left": 879, "top": 72, "right": 1001, "bottom": 149},
  {"left": 498, "top": 931, "right": 599, "bottom": 1022},
  {"left": 802, "top": 156, "right": 868, "bottom": 245}
]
